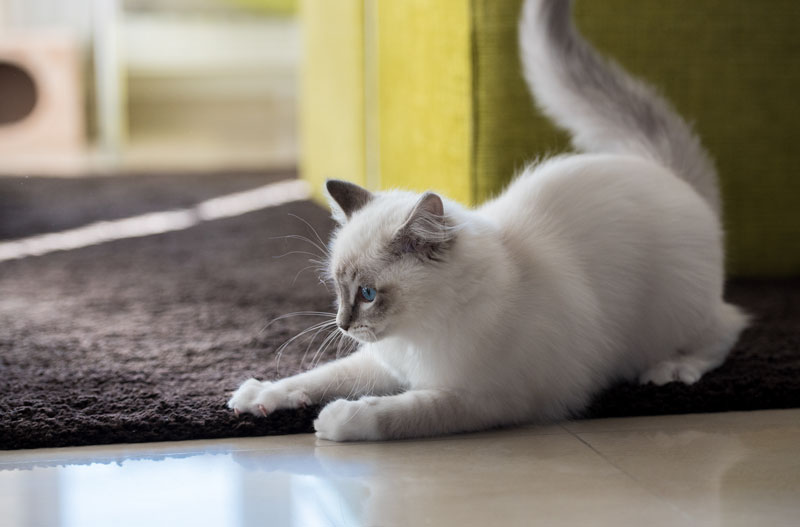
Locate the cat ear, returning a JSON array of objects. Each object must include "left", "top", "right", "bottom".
[
  {"left": 325, "top": 179, "right": 373, "bottom": 223},
  {"left": 394, "top": 192, "right": 453, "bottom": 259}
]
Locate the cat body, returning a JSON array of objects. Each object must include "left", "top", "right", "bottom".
[{"left": 228, "top": 0, "right": 747, "bottom": 440}]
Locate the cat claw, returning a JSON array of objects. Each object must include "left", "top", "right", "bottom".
[
  {"left": 234, "top": 408, "right": 240, "bottom": 417},
  {"left": 258, "top": 404, "right": 269, "bottom": 417}
]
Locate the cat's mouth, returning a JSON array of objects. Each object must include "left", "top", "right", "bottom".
[{"left": 345, "top": 325, "right": 380, "bottom": 343}]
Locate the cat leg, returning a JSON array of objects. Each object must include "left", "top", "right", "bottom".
[
  {"left": 228, "top": 350, "right": 405, "bottom": 417},
  {"left": 314, "top": 389, "right": 505, "bottom": 441},
  {"left": 639, "top": 301, "right": 748, "bottom": 386}
]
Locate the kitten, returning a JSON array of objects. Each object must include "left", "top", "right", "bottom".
[{"left": 228, "top": 0, "right": 747, "bottom": 441}]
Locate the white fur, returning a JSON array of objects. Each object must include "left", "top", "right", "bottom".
[{"left": 228, "top": 0, "right": 747, "bottom": 440}]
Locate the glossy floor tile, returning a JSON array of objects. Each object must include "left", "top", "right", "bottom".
[
  {"left": 570, "top": 411, "right": 800, "bottom": 527},
  {"left": 1, "top": 410, "right": 798, "bottom": 527}
]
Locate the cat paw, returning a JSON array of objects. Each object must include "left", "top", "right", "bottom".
[
  {"left": 314, "top": 398, "right": 381, "bottom": 441},
  {"left": 227, "top": 378, "right": 312, "bottom": 417},
  {"left": 639, "top": 361, "right": 702, "bottom": 386}
]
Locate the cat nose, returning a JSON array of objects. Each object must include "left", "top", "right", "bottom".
[{"left": 337, "top": 308, "right": 352, "bottom": 331}]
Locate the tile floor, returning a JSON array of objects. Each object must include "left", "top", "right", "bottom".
[{"left": 0, "top": 409, "right": 798, "bottom": 527}]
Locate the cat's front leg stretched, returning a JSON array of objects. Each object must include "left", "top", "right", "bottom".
[
  {"left": 228, "top": 349, "right": 403, "bottom": 417},
  {"left": 314, "top": 388, "right": 503, "bottom": 441}
]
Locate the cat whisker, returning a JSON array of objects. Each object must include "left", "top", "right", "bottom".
[
  {"left": 260, "top": 311, "right": 335, "bottom": 334},
  {"left": 317, "top": 276, "right": 333, "bottom": 293},
  {"left": 299, "top": 323, "right": 340, "bottom": 367},
  {"left": 272, "top": 250, "right": 322, "bottom": 260},
  {"left": 313, "top": 330, "right": 356, "bottom": 370},
  {"left": 308, "top": 260, "right": 332, "bottom": 282},
  {"left": 334, "top": 333, "right": 357, "bottom": 362},
  {"left": 275, "top": 319, "right": 337, "bottom": 349},
  {"left": 273, "top": 319, "right": 338, "bottom": 373},
  {"left": 287, "top": 213, "right": 330, "bottom": 255},
  {"left": 305, "top": 327, "right": 343, "bottom": 369},
  {"left": 274, "top": 234, "right": 329, "bottom": 260},
  {"left": 334, "top": 330, "right": 348, "bottom": 361},
  {"left": 318, "top": 332, "right": 355, "bottom": 372},
  {"left": 308, "top": 258, "right": 330, "bottom": 275},
  {"left": 291, "top": 264, "right": 322, "bottom": 286}
]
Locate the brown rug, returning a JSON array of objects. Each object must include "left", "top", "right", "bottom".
[{"left": 1, "top": 173, "right": 798, "bottom": 450}]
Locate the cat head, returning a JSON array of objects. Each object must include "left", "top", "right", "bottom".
[{"left": 324, "top": 179, "right": 457, "bottom": 343}]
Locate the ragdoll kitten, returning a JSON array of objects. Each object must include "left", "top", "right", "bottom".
[{"left": 228, "top": 0, "right": 747, "bottom": 441}]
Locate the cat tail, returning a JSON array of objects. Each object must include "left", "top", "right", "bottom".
[{"left": 519, "top": 0, "right": 720, "bottom": 215}]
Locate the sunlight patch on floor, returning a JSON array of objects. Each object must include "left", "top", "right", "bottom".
[{"left": 0, "top": 178, "right": 310, "bottom": 263}]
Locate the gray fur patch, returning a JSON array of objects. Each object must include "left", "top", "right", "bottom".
[
  {"left": 521, "top": 0, "right": 720, "bottom": 213},
  {"left": 388, "top": 193, "right": 455, "bottom": 262}
]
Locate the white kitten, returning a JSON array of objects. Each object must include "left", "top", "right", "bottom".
[{"left": 228, "top": 0, "right": 747, "bottom": 441}]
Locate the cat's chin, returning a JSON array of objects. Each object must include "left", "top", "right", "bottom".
[
  {"left": 346, "top": 328, "right": 382, "bottom": 344},
  {"left": 351, "top": 334, "right": 379, "bottom": 344}
]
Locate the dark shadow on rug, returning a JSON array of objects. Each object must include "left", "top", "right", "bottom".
[{"left": 1, "top": 174, "right": 798, "bottom": 449}]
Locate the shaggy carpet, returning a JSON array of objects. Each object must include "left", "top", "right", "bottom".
[{"left": 1, "top": 173, "right": 798, "bottom": 450}]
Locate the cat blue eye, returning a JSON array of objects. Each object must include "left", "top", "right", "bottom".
[{"left": 360, "top": 286, "right": 377, "bottom": 302}]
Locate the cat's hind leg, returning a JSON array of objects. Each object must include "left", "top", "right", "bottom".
[
  {"left": 228, "top": 350, "right": 405, "bottom": 417},
  {"left": 639, "top": 301, "right": 748, "bottom": 386}
]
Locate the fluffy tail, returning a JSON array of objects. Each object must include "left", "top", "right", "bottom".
[{"left": 519, "top": 0, "right": 720, "bottom": 214}]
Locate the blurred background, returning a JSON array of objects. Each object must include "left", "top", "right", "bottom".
[
  {"left": 0, "top": 0, "right": 298, "bottom": 175},
  {"left": 1, "top": 0, "right": 797, "bottom": 275}
]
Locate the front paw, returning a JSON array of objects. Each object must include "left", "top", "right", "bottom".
[
  {"left": 227, "top": 378, "right": 312, "bottom": 417},
  {"left": 314, "top": 398, "right": 381, "bottom": 442}
]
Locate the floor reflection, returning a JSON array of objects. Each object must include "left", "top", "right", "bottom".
[
  {"left": 2, "top": 411, "right": 798, "bottom": 527},
  {"left": 0, "top": 449, "right": 371, "bottom": 527},
  {"left": 233, "top": 449, "right": 371, "bottom": 527}
]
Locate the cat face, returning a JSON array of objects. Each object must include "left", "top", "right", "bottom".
[
  {"left": 330, "top": 258, "right": 399, "bottom": 342},
  {"left": 325, "top": 180, "right": 454, "bottom": 343}
]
